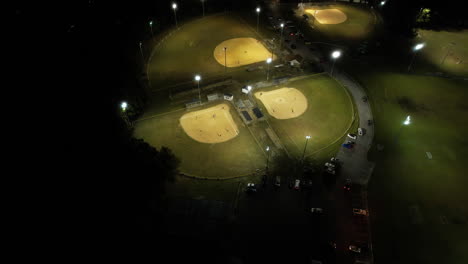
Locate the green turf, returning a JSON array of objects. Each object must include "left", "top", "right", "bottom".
[
  {"left": 133, "top": 101, "right": 266, "bottom": 179},
  {"left": 347, "top": 69, "right": 468, "bottom": 264},
  {"left": 255, "top": 74, "right": 356, "bottom": 160},
  {"left": 415, "top": 29, "right": 468, "bottom": 76},
  {"left": 302, "top": 3, "right": 376, "bottom": 42}
]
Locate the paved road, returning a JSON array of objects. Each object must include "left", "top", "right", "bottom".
[{"left": 277, "top": 18, "right": 376, "bottom": 264}]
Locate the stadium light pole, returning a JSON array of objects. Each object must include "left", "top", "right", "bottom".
[
  {"left": 172, "top": 3, "right": 178, "bottom": 28},
  {"left": 195, "top": 75, "right": 202, "bottom": 102},
  {"left": 395, "top": 115, "right": 411, "bottom": 144},
  {"left": 280, "top": 23, "right": 284, "bottom": 49},
  {"left": 247, "top": 85, "right": 252, "bottom": 101},
  {"left": 301, "top": 136, "right": 311, "bottom": 163},
  {"left": 266, "top": 146, "right": 271, "bottom": 172},
  {"left": 256, "top": 7, "right": 261, "bottom": 32},
  {"left": 149, "top": 20, "right": 154, "bottom": 37},
  {"left": 407, "top": 43, "right": 425, "bottom": 72},
  {"left": 201, "top": 0, "right": 205, "bottom": 17},
  {"left": 311, "top": 10, "right": 318, "bottom": 28},
  {"left": 139, "top": 41, "right": 144, "bottom": 61},
  {"left": 380, "top": 1, "right": 386, "bottom": 7},
  {"left": 120, "top": 101, "right": 131, "bottom": 127},
  {"left": 271, "top": 38, "right": 275, "bottom": 58},
  {"left": 266, "top": 57, "right": 272, "bottom": 81},
  {"left": 223, "top": 47, "right": 227, "bottom": 72},
  {"left": 331, "top": 50, "right": 341, "bottom": 76}
]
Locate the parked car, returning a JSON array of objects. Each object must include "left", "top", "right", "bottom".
[
  {"left": 362, "top": 96, "right": 368, "bottom": 102},
  {"left": 347, "top": 133, "right": 357, "bottom": 139},
  {"left": 353, "top": 208, "right": 368, "bottom": 216},
  {"left": 294, "top": 179, "right": 301, "bottom": 190},
  {"left": 325, "top": 166, "right": 336, "bottom": 175},
  {"left": 246, "top": 183, "right": 257, "bottom": 193},
  {"left": 290, "top": 44, "right": 297, "bottom": 49},
  {"left": 275, "top": 176, "right": 281, "bottom": 187},
  {"left": 325, "top": 162, "right": 335, "bottom": 168},
  {"left": 304, "top": 40, "right": 312, "bottom": 45},
  {"left": 358, "top": 128, "right": 365, "bottom": 136},
  {"left": 349, "top": 245, "right": 362, "bottom": 253},
  {"left": 311, "top": 208, "right": 323, "bottom": 214},
  {"left": 343, "top": 179, "right": 352, "bottom": 191},
  {"left": 367, "top": 119, "right": 373, "bottom": 126}
]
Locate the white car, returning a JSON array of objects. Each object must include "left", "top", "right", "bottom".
[
  {"left": 347, "top": 133, "right": 357, "bottom": 139},
  {"left": 349, "top": 245, "right": 361, "bottom": 253},
  {"left": 353, "top": 208, "right": 368, "bottom": 216},
  {"left": 325, "top": 162, "right": 335, "bottom": 168},
  {"left": 326, "top": 167, "right": 336, "bottom": 175},
  {"left": 311, "top": 208, "right": 323, "bottom": 214},
  {"left": 294, "top": 179, "right": 300, "bottom": 190},
  {"left": 358, "top": 128, "right": 365, "bottom": 136}
]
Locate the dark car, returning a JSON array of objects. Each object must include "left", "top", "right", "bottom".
[
  {"left": 246, "top": 183, "right": 257, "bottom": 194},
  {"left": 290, "top": 44, "right": 297, "bottom": 49},
  {"left": 284, "top": 39, "right": 291, "bottom": 43},
  {"left": 367, "top": 119, "right": 373, "bottom": 126},
  {"left": 362, "top": 96, "right": 368, "bottom": 102}
]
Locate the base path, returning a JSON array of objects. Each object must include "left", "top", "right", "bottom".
[{"left": 180, "top": 103, "right": 240, "bottom": 144}]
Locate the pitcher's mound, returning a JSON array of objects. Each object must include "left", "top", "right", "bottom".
[
  {"left": 213, "top": 37, "right": 275, "bottom": 68},
  {"left": 255, "top": 88, "right": 308, "bottom": 119},
  {"left": 305, "top": 8, "right": 347, "bottom": 24},
  {"left": 180, "top": 103, "right": 239, "bottom": 144}
]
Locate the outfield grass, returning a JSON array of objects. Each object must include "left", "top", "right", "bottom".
[
  {"left": 348, "top": 69, "right": 468, "bottom": 264},
  {"left": 133, "top": 101, "right": 266, "bottom": 179},
  {"left": 416, "top": 29, "right": 468, "bottom": 76},
  {"left": 302, "top": 3, "right": 376, "bottom": 42},
  {"left": 255, "top": 74, "right": 356, "bottom": 160}
]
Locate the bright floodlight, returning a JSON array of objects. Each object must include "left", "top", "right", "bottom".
[
  {"left": 256, "top": 7, "right": 261, "bottom": 13},
  {"left": 266, "top": 146, "right": 270, "bottom": 151},
  {"left": 414, "top": 43, "right": 425, "bottom": 51},
  {"left": 195, "top": 75, "right": 201, "bottom": 81},
  {"left": 280, "top": 23, "right": 284, "bottom": 28},
  {"left": 404, "top": 115, "right": 411, "bottom": 125},
  {"left": 172, "top": 3, "right": 177, "bottom": 9},
  {"left": 149, "top": 21, "right": 153, "bottom": 25},
  {"left": 332, "top": 50, "right": 341, "bottom": 59},
  {"left": 266, "top": 57, "right": 272, "bottom": 63},
  {"left": 247, "top": 85, "right": 252, "bottom": 91},
  {"left": 121, "top": 101, "right": 128, "bottom": 111},
  {"left": 306, "top": 136, "right": 311, "bottom": 139},
  {"left": 380, "top": 1, "right": 386, "bottom": 6}
]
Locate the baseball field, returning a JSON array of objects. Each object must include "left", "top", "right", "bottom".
[
  {"left": 300, "top": 3, "right": 376, "bottom": 41},
  {"left": 147, "top": 13, "right": 275, "bottom": 91},
  {"left": 254, "top": 74, "right": 356, "bottom": 159}
]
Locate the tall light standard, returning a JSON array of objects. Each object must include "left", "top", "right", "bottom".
[
  {"left": 256, "top": 7, "right": 261, "bottom": 32},
  {"left": 223, "top": 47, "right": 227, "bottom": 72},
  {"left": 441, "top": 42, "right": 455, "bottom": 66},
  {"left": 195, "top": 75, "right": 202, "bottom": 102},
  {"left": 120, "top": 101, "right": 131, "bottom": 127},
  {"left": 407, "top": 43, "right": 425, "bottom": 72},
  {"left": 149, "top": 20, "right": 154, "bottom": 37},
  {"left": 271, "top": 38, "right": 275, "bottom": 58},
  {"left": 380, "top": 1, "right": 386, "bottom": 7},
  {"left": 395, "top": 115, "right": 411, "bottom": 144},
  {"left": 266, "top": 146, "right": 271, "bottom": 172},
  {"left": 266, "top": 57, "right": 272, "bottom": 81},
  {"left": 331, "top": 50, "right": 341, "bottom": 76},
  {"left": 247, "top": 85, "right": 253, "bottom": 103},
  {"left": 172, "top": 3, "right": 178, "bottom": 28},
  {"left": 280, "top": 23, "right": 284, "bottom": 49},
  {"left": 301, "top": 136, "right": 311, "bottom": 163},
  {"left": 201, "top": 0, "right": 205, "bottom": 17},
  {"left": 139, "top": 41, "right": 144, "bottom": 61}
]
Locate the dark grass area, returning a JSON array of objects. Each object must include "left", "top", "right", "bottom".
[{"left": 345, "top": 65, "right": 468, "bottom": 264}]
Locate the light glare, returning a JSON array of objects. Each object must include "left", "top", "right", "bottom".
[
  {"left": 414, "top": 43, "right": 425, "bottom": 51},
  {"left": 332, "top": 50, "right": 341, "bottom": 59},
  {"left": 172, "top": 3, "right": 177, "bottom": 9},
  {"left": 404, "top": 115, "right": 411, "bottom": 125},
  {"left": 266, "top": 57, "right": 272, "bottom": 63},
  {"left": 195, "top": 75, "right": 201, "bottom": 81}
]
